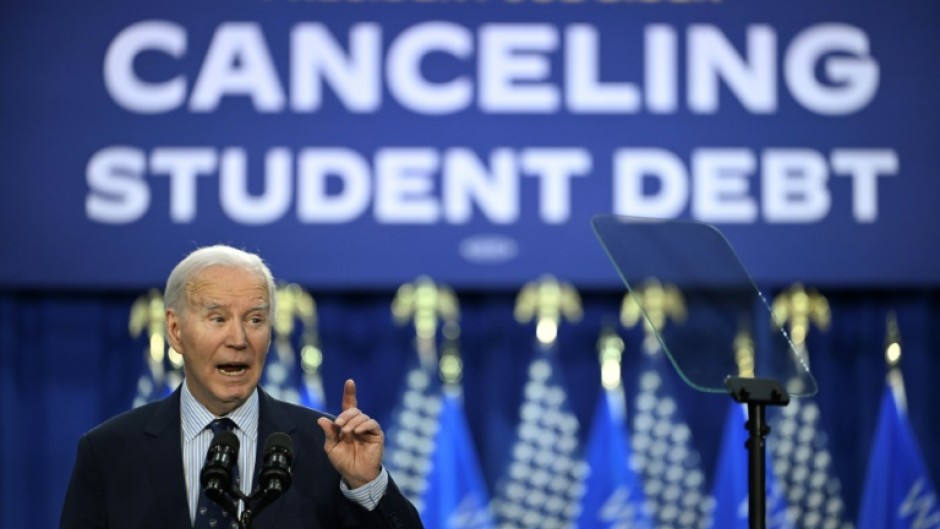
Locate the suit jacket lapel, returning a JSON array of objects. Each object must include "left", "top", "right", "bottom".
[{"left": 142, "top": 389, "right": 192, "bottom": 529}]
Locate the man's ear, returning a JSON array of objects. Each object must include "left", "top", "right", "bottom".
[{"left": 165, "top": 309, "right": 184, "bottom": 354}]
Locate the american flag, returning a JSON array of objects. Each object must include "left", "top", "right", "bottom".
[
  {"left": 261, "top": 339, "right": 304, "bottom": 405},
  {"left": 491, "top": 344, "right": 587, "bottom": 529},
  {"left": 264, "top": 283, "right": 325, "bottom": 407},
  {"left": 629, "top": 339, "right": 713, "bottom": 529},
  {"left": 767, "top": 285, "right": 851, "bottom": 529},
  {"left": 768, "top": 395, "right": 853, "bottom": 529},
  {"left": 132, "top": 357, "right": 176, "bottom": 408},
  {"left": 384, "top": 363, "right": 445, "bottom": 512},
  {"left": 129, "top": 289, "right": 180, "bottom": 408}
]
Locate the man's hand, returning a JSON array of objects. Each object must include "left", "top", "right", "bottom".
[{"left": 316, "top": 379, "right": 384, "bottom": 489}]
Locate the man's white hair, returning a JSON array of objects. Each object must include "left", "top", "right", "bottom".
[{"left": 163, "top": 244, "right": 276, "bottom": 319}]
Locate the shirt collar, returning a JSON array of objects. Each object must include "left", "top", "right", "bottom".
[{"left": 180, "top": 380, "right": 259, "bottom": 443}]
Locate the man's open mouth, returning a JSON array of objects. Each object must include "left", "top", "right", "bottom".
[{"left": 217, "top": 363, "right": 248, "bottom": 376}]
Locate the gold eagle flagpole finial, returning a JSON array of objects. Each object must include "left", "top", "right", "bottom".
[
  {"left": 438, "top": 308, "right": 462, "bottom": 388},
  {"left": 129, "top": 289, "right": 182, "bottom": 405},
  {"left": 129, "top": 289, "right": 167, "bottom": 383},
  {"left": 392, "top": 276, "right": 459, "bottom": 369},
  {"left": 597, "top": 327, "right": 625, "bottom": 390},
  {"left": 884, "top": 310, "right": 907, "bottom": 412},
  {"left": 272, "top": 283, "right": 323, "bottom": 405},
  {"left": 620, "top": 278, "right": 686, "bottom": 353},
  {"left": 771, "top": 283, "right": 830, "bottom": 368},
  {"left": 274, "top": 283, "right": 321, "bottom": 373},
  {"left": 514, "top": 274, "right": 582, "bottom": 348},
  {"left": 734, "top": 318, "right": 755, "bottom": 379}
]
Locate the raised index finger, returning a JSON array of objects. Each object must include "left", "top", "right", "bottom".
[{"left": 342, "top": 378, "right": 358, "bottom": 412}]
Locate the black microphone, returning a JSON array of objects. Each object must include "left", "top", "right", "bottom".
[
  {"left": 259, "top": 432, "right": 293, "bottom": 496},
  {"left": 200, "top": 430, "right": 240, "bottom": 515},
  {"left": 243, "top": 432, "right": 293, "bottom": 524}
]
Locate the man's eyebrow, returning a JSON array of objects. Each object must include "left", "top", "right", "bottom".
[{"left": 195, "top": 300, "right": 269, "bottom": 312}]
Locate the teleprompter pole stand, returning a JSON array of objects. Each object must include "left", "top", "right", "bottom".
[{"left": 724, "top": 376, "right": 790, "bottom": 529}]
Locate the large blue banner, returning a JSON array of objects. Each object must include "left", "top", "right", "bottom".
[{"left": 1, "top": 1, "right": 937, "bottom": 288}]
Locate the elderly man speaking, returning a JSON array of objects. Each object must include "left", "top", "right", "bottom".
[{"left": 61, "top": 244, "right": 424, "bottom": 529}]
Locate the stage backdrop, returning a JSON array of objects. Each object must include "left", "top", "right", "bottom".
[
  {"left": 1, "top": 1, "right": 939, "bottom": 289},
  {"left": 2, "top": 290, "right": 940, "bottom": 529},
  {"left": 2, "top": 3, "right": 940, "bottom": 529}
]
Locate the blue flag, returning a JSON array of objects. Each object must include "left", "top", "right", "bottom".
[
  {"left": 576, "top": 386, "right": 654, "bottom": 529},
  {"left": 709, "top": 401, "right": 794, "bottom": 529},
  {"left": 299, "top": 368, "right": 326, "bottom": 411},
  {"left": 421, "top": 387, "right": 497, "bottom": 529},
  {"left": 857, "top": 384, "right": 940, "bottom": 529}
]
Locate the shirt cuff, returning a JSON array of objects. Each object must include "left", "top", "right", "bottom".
[{"left": 339, "top": 467, "right": 389, "bottom": 511}]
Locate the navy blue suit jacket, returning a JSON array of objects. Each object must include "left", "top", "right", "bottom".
[{"left": 61, "top": 388, "right": 423, "bottom": 529}]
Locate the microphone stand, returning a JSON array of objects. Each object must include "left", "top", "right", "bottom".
[
  {"left": 207, "top": 435, "right": 293, "bottom": 528},
  {"left": 211, "top": 482, "right": 287, "bottom": 529},
  {"left": 724, "top": 376, "right": 790, "bottom": 529},
  {"left": 238, "top": 486, "right": 287, "bottom": 529}
]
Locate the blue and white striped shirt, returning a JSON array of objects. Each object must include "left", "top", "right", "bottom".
[
  {"left": 181, "top": 383, "right": 259, "bottom": 523},
  {"left": 180, "top": 381, "right": 388, "bottom": 524}
]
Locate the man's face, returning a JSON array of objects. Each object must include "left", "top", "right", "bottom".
[{"left": 166, "top": 265, "right": 271, "bottom": 416}]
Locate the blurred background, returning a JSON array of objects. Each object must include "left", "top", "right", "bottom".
[{"left": 2, "top": 1, "right": 939, "bottom": 528}]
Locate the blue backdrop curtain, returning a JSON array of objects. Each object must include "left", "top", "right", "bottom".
[{"left": 2, "top": 289, "right": 939, "bottom": 529}]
